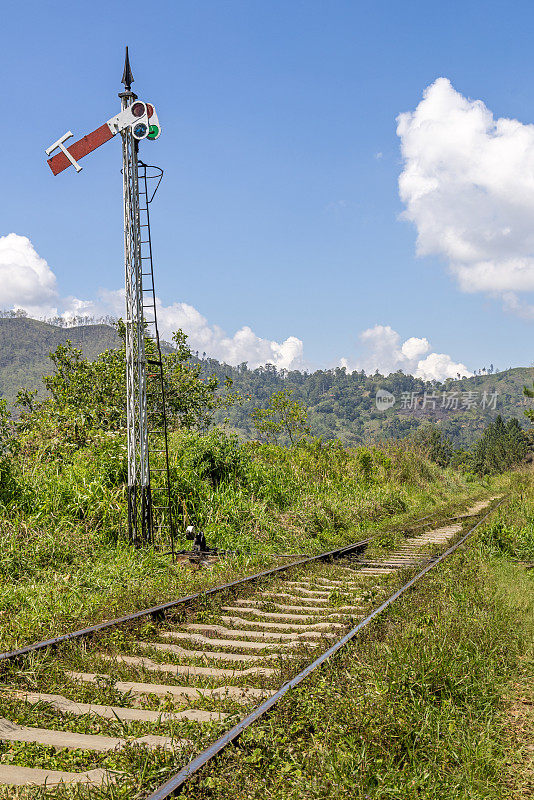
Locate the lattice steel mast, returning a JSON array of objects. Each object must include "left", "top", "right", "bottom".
[
  {"left": 45, "top": 48, "right": 171, "bottom": 550},
  {"left": 119, "top": 50, "right": 151, "bottom": 544}
]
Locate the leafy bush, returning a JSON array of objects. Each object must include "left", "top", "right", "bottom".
[
  {"left": 481, "top": 519, "right": 534, "bottom": 560},
  {"left": 0, "top": 399, "right": 20, "bottom": 506},
  {"left": 173, "top": 429, "right": 249, "bottom": 488},
  {"left": 411, "top": 425, "right": 453, "bottom": 467},
  {"left": 358, "top": 450, "right": 373, "bottom": 482},
  {"left": 15, "top": 328, "right": 234, "bottom": 454}
]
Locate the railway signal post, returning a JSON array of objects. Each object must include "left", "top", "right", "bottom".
[
  {"left": 119, "top": 50, "right": 152, "bottom": 546},
  {"left": 46, "top": 49, "right": 171, "bottom": 549}
]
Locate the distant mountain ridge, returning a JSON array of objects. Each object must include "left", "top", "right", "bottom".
[
  {"left": 1, "top": 317, "right": 533, "bottom": 446},
  {"left": 0, "top": 317, "right": 121, "bottom": 403}
]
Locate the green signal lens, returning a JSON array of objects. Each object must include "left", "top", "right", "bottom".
[{"left": 147, "top": 124, "right": 160, "bottom": 140}]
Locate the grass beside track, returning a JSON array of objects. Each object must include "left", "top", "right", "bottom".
[
  {"left": 178, "top": 488, "right": 534, "bottom": 800},
  {"left": 0, "top": 435, "right": 511, "bottom": 652}
]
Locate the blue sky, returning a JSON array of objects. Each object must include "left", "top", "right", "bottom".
[{"left": 2, "top": 0, "right": 534, "bottom": 377}]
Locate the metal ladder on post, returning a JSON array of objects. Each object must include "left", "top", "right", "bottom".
[{"left": 137, "top": 160, "right": 175, "bottom": 559}]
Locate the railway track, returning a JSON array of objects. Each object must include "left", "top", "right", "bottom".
[{"left": 0, "top": 496, "right": 500, "bottom": 795}]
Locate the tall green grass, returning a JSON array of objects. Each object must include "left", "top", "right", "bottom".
[
  {"left": 479, "top": 486, "right": 534, "bottom": 560},
  {"left": 0, "top": 429, "right": 508, "bottom": 650}
]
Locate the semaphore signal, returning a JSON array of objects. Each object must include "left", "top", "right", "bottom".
[
  {"left": 45, "top": 47, "right": 175, "bottom": 554},
  {"left": 46, "top": 92, "right": 161, "bottom": 174}
]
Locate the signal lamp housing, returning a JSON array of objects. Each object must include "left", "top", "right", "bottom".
[
  {"left": 131, "top": 101, "right": 146, "bottom": 118},
  {"left": 133, "top": 122, "right": 149, "bottom": 140}
]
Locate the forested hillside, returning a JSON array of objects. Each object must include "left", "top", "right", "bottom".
[
  {"left": 0, "top": 317, "right": 120, "bottom": 403},
  {"left": 204, "top": 358, "right": 534, "bottom": 446},
  {"left": 1, "top": 316, "right": 532, "bottom": 446}
]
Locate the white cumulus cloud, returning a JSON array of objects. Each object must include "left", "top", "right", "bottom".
[
  {"left": 62, "top": 290, "right": 304, "bottom": 370},
  {"left": 2, "top": 234, "right": 472, "bottom": 378},
  {"left": 401, "top": 336, "right": 430, "bottom": 360},
  {"left": 415, "top": 352, "right": 471, "bottom": 381},
  {"left": 0, "top": 233, "right": 58, "bottom": 317},
  {"left": 1, "top": 233, "right": 304, "bottom": 371},
  {"left": 341, "top": 324, "right": 471, "bottom": 381},
  {"left": 150, "top": 300, "right": 304, "bottom": 370},
  {"left": 397, "top": 77, "right": 534, "bottom": 314}
]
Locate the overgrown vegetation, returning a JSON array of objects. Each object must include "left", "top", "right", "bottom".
[
  {"left": 471, "top": 416, "right": 529, "bottom": 476},
  {"left": 480, "top": 489, "right": 534, "bottom": 561},
  {"left": 183, "top": 490, "right": 534, "bottom": 800},
  {"left": 0, "top": 328, "right": 515, "bottom": 651},
  {"left": 0, "top": 322, "right": 531, "bottom": 798},
  {"left": 411, "top": 415, "right": 530, "bottom": 476},
  {"left": 2, "top": 413, "right": 507, "bottom": 652}
]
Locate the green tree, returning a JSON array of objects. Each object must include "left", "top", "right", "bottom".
[
  {"left": 524, "top": 379, "right": 534, "bottom": 424},
  {"left": 412, "top": 425, "right": 453, "bottom": 467},
  {"left": 251, "top": 389, "right": 310, "bottom": 445},
  {"left": 43, "top": 340, "right": 126, "bottom": 444},
  {"left": 471, "top": 415, "right": 528, "bottom": 475},
  {"left": 163, "top": 331, "right": 226, "bottom": 431},
  {"left": 17, "top": 328, "right": 233, "bottom": 451}
]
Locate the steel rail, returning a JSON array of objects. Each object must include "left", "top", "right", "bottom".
[
  {"left": 0, "top": 538, "right": 371, "bottom": 664},
  {"left": 0, "top": 497, "right": 493, "bottom": 665},
  {"left": 145, "top": 497, "right": 505, "bottom": 800}
]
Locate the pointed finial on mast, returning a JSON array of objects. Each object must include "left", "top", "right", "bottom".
[{"left": 122, "top": 46, "right": 134, "bottom": 92}]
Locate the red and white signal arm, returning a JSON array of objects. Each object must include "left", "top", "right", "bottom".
[{"left": 46, "top": 100, "right": 162, "bottom": 176}]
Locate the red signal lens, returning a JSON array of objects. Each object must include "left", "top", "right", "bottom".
[
  {"left": 146, "top": 103, "right": 154, "bottom": 119},
  {"left": 131, "top": 102, "right": 145, "bottom": 118}
]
